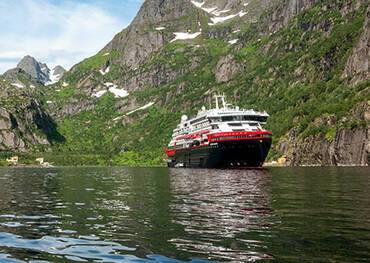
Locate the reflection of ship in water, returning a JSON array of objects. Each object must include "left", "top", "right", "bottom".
[{"left": 169, "top": 168, "right": 274, "bottom": 262}]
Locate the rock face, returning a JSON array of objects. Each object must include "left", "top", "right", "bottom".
[
  {"left": 0, "top": 78, "right": 64, "bottom": 151},
  {"left": 104, "top": 0, "right": 201, "bottom": 69},
  {"left": 278, "top": 102, "right": 370, "bottom": 166},
  {"left": 265, "top": 0, "right": 316, "bottom": 33},
  {"left": 343, "top": 5, "right": 370, "bottom": 84},
  {"left": 103, "top": 0, "right": 277, "bottom": 70},
  {"left": 214, "top": 55, "right": 243, "bottom": 83},
  {"left": 16, "top": 55, "right": 50, "bottom": 84},
  {"left": 2, "top": 68, "right": 35, "bottom": 86},
  {"left": 0, "top": 103, "right": 52, "bottom": 152}
]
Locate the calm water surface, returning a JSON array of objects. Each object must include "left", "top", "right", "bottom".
[{"left": 0, "top": 167, "right": 369, "bottom": 262}]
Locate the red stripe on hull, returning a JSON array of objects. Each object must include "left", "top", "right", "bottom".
[{"left": 165, "top": 131, "right": 272, "bottom": 158}]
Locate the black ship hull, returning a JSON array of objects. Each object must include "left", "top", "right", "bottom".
[{"left": 167, "top": 138, "right": 272, "bottom": 168}]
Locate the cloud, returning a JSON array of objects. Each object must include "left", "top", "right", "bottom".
[{"left": 0, "top": 0, "right": 140, "bottom": 73}]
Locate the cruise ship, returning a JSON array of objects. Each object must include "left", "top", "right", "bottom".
[{"left": 165, "top": 95, "right": 272, "bottom": 168}]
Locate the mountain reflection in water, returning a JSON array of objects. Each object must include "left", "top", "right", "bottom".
[{"left": 0, "top": 167, "right": 369, "bottom": 262}]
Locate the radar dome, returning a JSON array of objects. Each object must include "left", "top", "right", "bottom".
[{"left": 181, "top": 115, "right": 188, "bottom": 122}]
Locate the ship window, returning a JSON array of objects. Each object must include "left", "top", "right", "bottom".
[
  {"left": 175, "top": 143, "right": 186, "bottom": 149},
  {"left": 260, "top": 117, "right": 268, "bottom": 122},
  {"left": 249, "top": 123, "right": 259, "bottom": 126},
  {"left": 243, "top": 116, "right": 268, "bottom": 122},
  {"left": 228, "top": 123, "right": 242, "bottom": 126},
  {"left": 221, "top": 116, "right": 233, "bottom": 122},
  {"left": 212, "top": 124, "right": 219, "bottom": 129},
  {"left": 190, "top": 116, "right": 207, "bottom": 125},
  {"left": 209, "top": 117, "right": 221, "bottom": 122},
  {"left": 221, "top": 116, "right": 245, "bottom": 122}
]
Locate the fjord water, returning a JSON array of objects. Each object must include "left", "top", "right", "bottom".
[{"left": 0, "top": 167, "right": 369, "bottom": 262}]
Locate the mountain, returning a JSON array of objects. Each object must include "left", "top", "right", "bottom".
[
  {"left": 49, "top": 65, "right": 67, "bottom": 85},
  {"left": 4, "top": 55, "right": 66, "bottom": 85},
  {"left": 7, "top": 0, "right": 370, "bottom": 166},
  {"left": 0, "top": 56, "right": 66, "bottom": 154},
  {"left": 16, "top": 55, "right": 50, "bottom": 84}
]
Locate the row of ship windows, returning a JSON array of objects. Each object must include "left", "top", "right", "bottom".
[
  {"left": 173, "top": 139, "right": 208, "bottom": 149},
  {"left": 190, "top": 115, "right": 267, "bottom": 124},
  {"left": 193, "top": 122, "right": 260, "bottom": 131},
  {"left": 212, "top": 116, "right": 267, "bottom": 122},
  {"left": 185, "top": 116, "right": 267, "bottom": 128}
]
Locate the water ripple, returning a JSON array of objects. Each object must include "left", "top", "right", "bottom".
[
  {"left": 0, "top": 232, "right": 210, "bottom": 262},
  {"left": 0, "top": 167, "right": 369, "bottom": 262}
]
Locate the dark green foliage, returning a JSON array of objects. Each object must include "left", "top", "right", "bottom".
[{"left": 54, "top": 93, "right": 120, "bottom": 153}]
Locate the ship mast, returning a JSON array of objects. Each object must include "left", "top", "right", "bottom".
[{"left": 214, "top": 94, "right": 227, "bottom": 109}]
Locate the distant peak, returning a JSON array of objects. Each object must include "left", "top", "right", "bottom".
[
  {"left": 13, "top": 56, "right": 66, "bottom": 85},
  {"left": 17, "top": 55, "right": 38, "bottom": 67},
  {"left": 46, "top": 65, "right": 67, "bottom": 86},
  {"left": 52, "top": 65, "right": 66, "bottom": 72}
]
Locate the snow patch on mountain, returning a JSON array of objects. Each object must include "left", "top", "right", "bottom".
[
  {"left": 191, "top": 1, "right": 217, "bottom": 14},
  {"left": 208, "top": 11, "right": 247, "bottom": 25},
  {"left": 170, "top": 32, "right": 201, "bottom": 42},
  {"left": 228, "top": 39, "right": 239, "bottom": 45},
  {"left": 126, "top": 102, "right": 155, "bottom": 115},
  {"left": 92, "top": 90, "right": 108, "bottom": 98},
  {"left": 11, "top": 83, "right": 24, "bottom": 88},
  {"left": 109, "top": 86, "right": 129, "bottom": 98},
  {"left": 190, "top": 1, "right": 248, "bottom": 26},
  {"left": 92, "top": 82, "right": 129, "bottom": 98}
]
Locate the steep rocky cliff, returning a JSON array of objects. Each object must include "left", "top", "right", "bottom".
[
  {"left": 25, "top": 0, "right": 370, "bottom": 165},
  {"left": 283, "top": 3, "right": 370, "bottom": 166},
  {"left": 343, "top": 4, "right": 369, "bottom": 84},
  {"left": 0, "top": 77, "right": 64, "bottom": 152},
  {"left": 278, "top": 101, "right": 370, "bottom": 166}
]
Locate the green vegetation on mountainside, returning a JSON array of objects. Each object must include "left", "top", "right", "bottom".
[
  {"left": 230, "top": 4, "right": 369, "bottom": 139},
  {"left": 36, "top": 1, "right": 369, "bottom": 166}
]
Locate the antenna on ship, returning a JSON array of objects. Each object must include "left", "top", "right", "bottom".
[{"left": 214, "top": 94, "right": 227, "bottom": 109}]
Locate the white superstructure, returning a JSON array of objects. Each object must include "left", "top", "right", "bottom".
[{"left": 168, "top": 95, "right": 269, "bottom": 148}]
